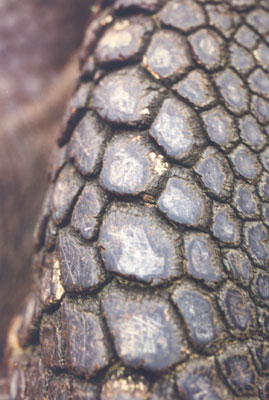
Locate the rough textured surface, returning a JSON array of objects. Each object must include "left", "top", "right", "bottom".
[
  {"left": 194, "top": 147, "right": 234, "bottom": 200},
  {"left": 71, "top": 183, "right": 108, "bottom": 241},
  {"left": 51, "top": 164, "right": 83, "bottom": 225},
  {"left": 100, "top": 133, "right": 168, "bottom": 196},
  {"left": 158, "top": 174, "right": 211, "bottom": 228},
  {"left": 212, "top": 203, "right": 241, "bottom": 246},
  {"left": 102, "top": 286, "right": 188, "bottom": 371},
  {"left": 189, "top": 28, "right": 225, "bottom": 71},
  {"left": 92, "top": 67, "right": 161, "bottom": 127},
  {"left": 183, "top": 232, "right": 225, "bottom": 287},
  {"left": 217, "top": 282, "right": 257, "bottom": 338},
  {"left": 174, "top": 70, "right": 216, "bottom": 108},
  {"left": 143, "top": 30, "right": 192, "bottom": 82},
  {"left": 95, "top": 17, "right": 154, "bottom": 66},
  {"left": 217, "top": 344, "right": 258, "bottom": 396},
  {"left": 172, "top": 282, "right": 227, "bottom": 353},
  {"left": 215, "top": 69, "right": 249, "bottom": 114},
  {"left": 99, "top": 204, "right": 181, "bottom": 284},
  {"left": 61, "top": 300, "right": 111, "bottom": 379},
  {"left": 201, "top": 106, "right": 238, "bottom": 151},
  {"left": 149, "top": 97, "right": 205, "bottom": 166},
  {"left": 7, "top": 0, "right": 269, "bottom": 398},
  {"left": 158, "top": 0, "right": 206, "bottom": 32},
  {"left": 57, "top": 231, "right": 106, "bottom": 292},
  {"left": 176, "top": 358, "right": 232, "bottom": 399},
  {"left": 68, "top": 111, "right": 111, "bottom": 177}
]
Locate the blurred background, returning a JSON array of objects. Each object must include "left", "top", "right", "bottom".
[{"left": 0, "top": 0, "right": 93, "bottom": 373}]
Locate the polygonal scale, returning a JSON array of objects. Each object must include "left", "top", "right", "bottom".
[
  {"left": 212, "top": 203, "right": 241, "bottom": 246},
  {"left": 149, "top": 97, "right": 205, "bottom": 166},
  {"left": 174, "top": 70, "right": 216, "bottom": 108},
  {"left": 239, "top": 114, "right": 266, "bottom": 151},
  {"left": 71, "top": 183, "right": 108, "bottom": 241},
  {"left": 206, "top": 4, "right": 241, "bottom": 38},
  {"left": 40, "top": 312, "right": 64, "bottom": 370},
  {"left": 158, "top": 175, "right": 211, "bottom": 228},
  {"left": 51, "top": 164, "right": 83, "bottom": 226},
  {"left": 262, "top": 203, "right": 269, "bottom": 227},
  {"left": 57, "top": 231, "right": 106, "bottom": 292},
  {"left": 229, "top": 144, "right": 261, "bottom": 181},
  {"left": 194, "top": 147, "right": 234, "bottom": 200},
  {"left": 217, "top": 283, "right": 257, "bottom": 338},
  {"left": 92, "top": 67, "right": 161, "bottom": 127},
  {"left": 215, "top": 69, "right": 249, "bottom": 114},
  {"left": 158, "top": 0, "right": 206, "bottom": 32},
  {"left": 229, "top": 43, "right": 255, "bottom": 76},
  {"left": 201, "top": 106, "right": 238, "bottom": 151},
  {"left": 254, "top": 42, "right": 269, "bottom": 72},
  {"left": 260, "top": 147, "right": 269, "bottom": 172},
  {"left": 98, "top": 203, "right": 182, "bottom": 285},
  {"left": 258, "top": 172, "right": 269, "bottom": 201},
  {"left": 143, "top": 30, "right": 192, "bottom": 82},
  {"left": 183, "top": 232, "right": 225, "bottom": 287},
  {"left": 189, "top": 29, "right": 225, "bottom": 71},
  {"left": 61, "top": 301, "right": 111, "bottom": 379},
  {"left": 176, "top": 359, "right": 232, "bottom": 400},
  {"left": 248, "top": 340, "right": 269, "bottom": 376},
  {"left": 251, "top": 95, "right": 269, "bottom": 125},
  {"left": 100, "top": 133, "right": 168, "bottom": 196},
  {"left": 68, "top": 111, "right": 110, "bottom": 177},
  {"left": 95, "top": 17, "right": 154, "bottom": 66},
  {"left": 223, "top": 248, "right": 253, "bottom": 287},
  {"left": 246, "top": 9, "right": 269, "bottom": 35},
  {"left": 232, "top": 181, "right": 260, "bottom": 220},
  {"left": 217, "top": 344, "right": 258, "bottom": 397},
  {"left": 248, "top": 68, "right": 269, "bottom": 100},
  {"left": 172, "top": 282, "right": 226, "bottom": 353},
  {"left": 102, "top": 286, "right": 188, "bottom": 371},
  {"left": 244, "top": 221, "right": 269, "bottom": 267},
  {"left": 235, "top": 25, "right": 258, "bottom": 50},
  {"left": 251, "top": 270, "right": 269, "bottom": 307}
]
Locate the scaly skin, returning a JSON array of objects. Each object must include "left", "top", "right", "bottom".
[{"left": 7, "top": 0, "right": 269, "bottom": 398}]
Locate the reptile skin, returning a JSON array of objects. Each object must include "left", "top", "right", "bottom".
[{"left": 7, "top": 0, "right": 269, "bottom": 398}]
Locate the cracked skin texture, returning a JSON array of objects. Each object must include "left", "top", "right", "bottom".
[{"left": 7, "top": 0, "right": 269, "bottom": 398}]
